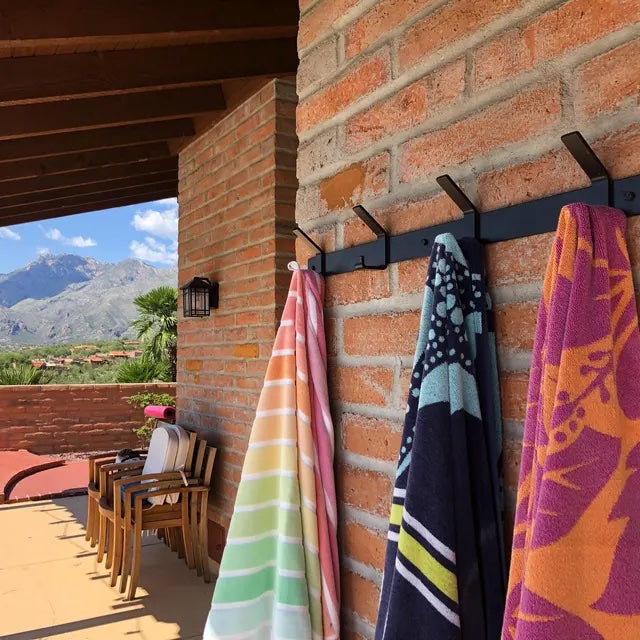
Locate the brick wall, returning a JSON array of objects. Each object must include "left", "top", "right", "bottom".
[
  {"left": 176, "top": 78, "right": 298, "bottom": 529},
  {"left": 0, "top": 383, "right": 175, "bottom": 454},
  {"left": 295, "top": 1, "right": 640, "bottom": 636}
]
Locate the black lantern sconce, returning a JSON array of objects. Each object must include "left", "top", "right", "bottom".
[{"left": 180, "top": 277, "right": 219, "bottom": 317}]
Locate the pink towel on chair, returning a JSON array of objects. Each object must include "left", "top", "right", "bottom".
[{"left": 143, "top": 405, "right": 176, "bottom": 420}]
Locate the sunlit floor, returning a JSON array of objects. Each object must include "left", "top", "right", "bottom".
[{"left": 0, "top": 496, "right": 214, "bottom": 640}]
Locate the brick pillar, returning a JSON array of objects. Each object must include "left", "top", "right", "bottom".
[{"left": 177, "top": 78, "right": 297, "bottom": 531}]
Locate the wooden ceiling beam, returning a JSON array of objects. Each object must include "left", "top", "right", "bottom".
[
  {"left": 0, "top": 171, "right": 177, "bottom": 209},
  {"left": 0, "top": 180, "right": 178, "bottom": 217},
  {"left": 0, "top": 1, "right": 298, "bottom": 45},
  {"left": 0, "top": 158, "right": 177, "bottom": 199},
  {"left": 0, "top": 188, "right": 177, "bottom": 228},
  {"left": 0, "top": 85, "right": 225, "bottom": 140},
  {"left": 0, "top": 120, "right": 194, "bottom": 163},
  {"left": 0, "top": 144, "right": 173, "bottom": 183},
  {"left": 0, "top": 40, "right": 298, "bottom": 104}
]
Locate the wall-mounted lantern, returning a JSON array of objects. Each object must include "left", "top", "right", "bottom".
[{"left": 180, "top": 277, "right": 219, "bottom": 317}]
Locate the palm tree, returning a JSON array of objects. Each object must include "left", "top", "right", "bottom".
[{"left": 131, "top": 286, "right": 178, "bottom": 381}]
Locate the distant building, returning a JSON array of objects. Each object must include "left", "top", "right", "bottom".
[
  {"left": 31, "top": 360, "right": 46, "bottom": 369},
  {"left": 84, "top": 355, "right": 107, "bottom": 366},
  {"left": 108, "top": 351, "right": 130, "bottom": 358},
  {"left": 71, "top": 344, "right": 98, "bottom": 351}
]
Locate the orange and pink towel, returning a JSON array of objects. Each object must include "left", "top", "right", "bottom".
[{"left": 503, "top": 203, "right": 640, "bottom": 639}]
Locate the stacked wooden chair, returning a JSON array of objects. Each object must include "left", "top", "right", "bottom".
[{"left": 87, "top": 422, "right": 216, "bottom": 600}]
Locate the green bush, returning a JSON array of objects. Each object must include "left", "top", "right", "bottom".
[
  {"left": 127, "top": 391, "right": 176, "bottom": 446},
  {"left": 115, "top": 355, "right": 170, "bottom": 384}
]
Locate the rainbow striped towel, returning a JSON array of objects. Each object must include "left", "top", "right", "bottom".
[{"left": 204, "top": 263, "right": 339, "bottom": 640}]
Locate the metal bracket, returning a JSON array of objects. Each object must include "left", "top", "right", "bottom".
[
  {"left": 561, "top": 131, "right": 612, "bottom": 205},
  {"left": 436, "top": 175, "right": 479, "bottom": 240},
  {"left": 293, "top": 226, "right": 325, "bottom": 275},
  {"left": 352, "top": 205, "right": 389, "bottom": 270}
]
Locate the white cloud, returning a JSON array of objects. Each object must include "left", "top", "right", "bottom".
[
  {"left": 0, "top": 227, "right": 21, "bottom": 241},
  {"left": 44, "top": 227, "right": 96, "bottom": 247},
  {"left": 131, "top": 203, "right": 178, "bottom": 240},
  {"left": 36, "top": 247, "right": 51, "bottom": 256},
  {"left": 130, "top": 237, "right": 177, "bottom": 265}
]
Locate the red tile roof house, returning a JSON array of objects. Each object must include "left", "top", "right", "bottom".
[{"left": 0, "top": 1, "right": 638, "bottom": 638}]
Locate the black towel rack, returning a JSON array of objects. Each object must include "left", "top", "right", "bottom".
[{"left": 294, "top": 131, "right": 640, "bottom": 277}]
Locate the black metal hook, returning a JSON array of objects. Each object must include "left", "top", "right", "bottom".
[
  {"left": 436, "top": 175, "right": 480, "bottom": 241},
  {"left": 561, "top": 131, "right": 612, "bottom": 205},
  {"left": 293, "top": 226, "right": 325, "bottom": 275},
  {"left": 352, "top": 205, "right": 389, "bottom": 269}
]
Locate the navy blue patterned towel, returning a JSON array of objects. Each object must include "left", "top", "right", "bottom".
[{"left": 374, "top": 234, "right": 505, "bottom": 640}]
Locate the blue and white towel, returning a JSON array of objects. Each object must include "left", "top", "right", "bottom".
[{"left": 375, "top": 234, "right": 505, "bottom": 640}]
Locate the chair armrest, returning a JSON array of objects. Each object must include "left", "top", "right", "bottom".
[
  {"left": 138, "top": 485, "right": 207, "bottom": 499},
  {"left": 100, "top": 460, "right": 146, "bottom": 473},
  {"left": 113, "top": 471, "right": 184, "bottom": 492}
]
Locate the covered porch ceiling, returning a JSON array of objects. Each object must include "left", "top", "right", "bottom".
[{"left": 0, "top": 1, "right": 299, "bottom": 227}]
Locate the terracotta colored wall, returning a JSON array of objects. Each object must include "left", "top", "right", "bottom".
[
  {"left": 0, "top": 383, "right": 175, "bottom": 454},
  {"left": 295, "top": 1, "right": 640, "bottom": 636},
  {"left": 176, "top": 78, "right": 298, "bottom": 529}
]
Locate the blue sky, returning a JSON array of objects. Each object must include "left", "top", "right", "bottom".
[{"left": 0, "top": 197, "right": 178, "bottom": 273}]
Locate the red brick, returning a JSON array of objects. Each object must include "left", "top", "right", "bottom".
[
  {"left": 476, "top": 149, "right": 587, "bottom": 212},
  {"left": 326, "top": 269, "right": 390, "bottom": 306},
  {"left": 342, "top": 570, "right": 381, "bottom": 625},
  {"left": 576, "top": 39, "right": 640, "bottom": 118},
  {"left": 326, "top": 317, "right": 339, "bottom": 357},
  {"left": 593, "top": 124, "right": 640, "bottom": 181},
  {"left": 331, "top": 365, "right": 394, "bottom": 406},
  {"left": 297, "top": 50, "right": 391, "bottom": 132},
  {"left": 345, "top": 58, "right": 466, "bottom": 152},
  {"left": 342, "top": 413, "right": 402, "bottom": 461},
  {"left": 472, "top": 28, "right": 533, "bottom": 90},
  {"left": 503, "top": 438, "right": 523, "bottom": 491},
  {"left": 344, "top": 312, "right": 420, "bottom": 356},
  {"left": 400, "top": 0, "right": 522, "bottom": 71},
  {"left": 339, "top": 464, "right": 392, "bottom": 516},
  {"left": 397, "top": 257, "right": 430, "bottom": 294},
  {"left": 400, "top": 83, "right": 562, "bottom": 184},
  {"left": 494, "top": 302, "right": 539, "bottom": 352},
  {"left": 344, "top": 192, "right": 460, "bottom": 246},
  {"left": 319, "top": 153, "right": 390, "bottom": 212},
  {"left": 345, "top": 0, "right": 436, "bottom": 60},
  {"left": 485, "top": 234, "right": 553, "bottom": 287},
  {"left": 343, "top": 520, "right": 387, "bottom": 570},
  {"left": 298, "top": 0, "right": 360, "bottom": 50},
  {"left": 500, "top": 372, "right": 530, "bottom": 421},
  {"left": 523, "top": 0, "right": 640, "bottom": 64}
]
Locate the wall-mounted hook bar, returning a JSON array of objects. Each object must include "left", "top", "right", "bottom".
[
  {"left": 293, "top": 226, "right": 325, "bottom": 275},
  {"left": 353, "top": 205, "right": 387, "bottom": 238},
  {"left": 305, "top": 131, "right": 640, "bottom": 277},
  {"left": 436, "top": 174, "right": 479, "bottom": 240}
]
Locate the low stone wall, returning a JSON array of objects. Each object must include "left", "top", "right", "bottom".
[{"left": 0, "top": 383, "right": 175, "bottom": 454}]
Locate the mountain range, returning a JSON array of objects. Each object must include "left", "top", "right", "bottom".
[{"left": 0, "top": 254, "right": 177, "bottom": 345}]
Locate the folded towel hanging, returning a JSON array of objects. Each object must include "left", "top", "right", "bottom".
[
  {"left": 503, "top": 203, "right": 640, "bottom": 639},
  {"left": 375, "top": 233, "right": 505, "bottom": 640}
]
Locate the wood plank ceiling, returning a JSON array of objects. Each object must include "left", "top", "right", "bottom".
[{"left": 0, "top": 0, "right": 299, "bottom": 226}]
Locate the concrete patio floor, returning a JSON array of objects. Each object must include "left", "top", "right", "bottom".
[{"left": 0, "top": 496, "right": 214, "bottom": 639}]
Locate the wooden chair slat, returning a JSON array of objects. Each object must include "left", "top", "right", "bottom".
[{"left": 193, "top": 440, "right": 206, "bottom": 478}]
